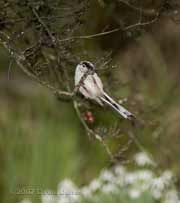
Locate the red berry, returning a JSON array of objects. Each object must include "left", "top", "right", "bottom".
[{"left": 84, "top": 111, "right": 94, "bottom": 124}]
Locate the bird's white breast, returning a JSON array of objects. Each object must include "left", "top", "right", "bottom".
[
  {"left": 75, "top": 65, "right": 104, "bottom": 100},
  {"left": 75, "top": 65, "right": 84, "bottom": 86}
]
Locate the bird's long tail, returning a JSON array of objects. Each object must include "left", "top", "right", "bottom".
[{"left": 100, "top": 92, "right": 135, "bottom": 120}]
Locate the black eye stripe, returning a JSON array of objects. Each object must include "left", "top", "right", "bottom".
[{"left": 82, "top": 62, "right": 94, "bottom": 70}]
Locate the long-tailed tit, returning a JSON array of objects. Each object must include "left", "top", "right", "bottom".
[{"left": 75, "top": 61, "right": 135, "bottom": 120}]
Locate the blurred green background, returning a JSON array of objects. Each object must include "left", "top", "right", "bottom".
[{"left": 0, "top": 1, "right": 180, "bottom": 203}]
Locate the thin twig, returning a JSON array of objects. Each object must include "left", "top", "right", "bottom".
[
  {"left": 73, "top": 100, "right": 115, "bottom": 161},
  {"left": 0, "top": 35, "right": 72, "bottom": 98},
  {"left": 0, "top": 16, "right": 66, "bottom": 25},
  {"left": 31, "top": 8, "right": 56, "bottom": 43},
  {"left": 128, "top": 131, "right": 157, "bottom": 167},
  {"left": 58, "top": 16, "right": 159, "bottom": 42},
  {"left": 31, "top": 6, "right": 71, "bottom": 91},
  {"left": 7, "top": 57, "right": 14, "bottom": 80}
]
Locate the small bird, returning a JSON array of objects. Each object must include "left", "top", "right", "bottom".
[{"left": 75, "top": 61, "right": 135, "bottom": 120}]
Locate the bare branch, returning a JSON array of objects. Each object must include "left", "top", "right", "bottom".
[
  {"left": 31, "top": 7, "right": 56, "bottom": 43},
  {"left": 58, "top": 15, "right": 159, "bottom": 42},
  {"left": 0, "top": 33, "right": 72, "bottom": 98},
  {"left": 73, "top": 100, "right": 115, "bottom": 162}
]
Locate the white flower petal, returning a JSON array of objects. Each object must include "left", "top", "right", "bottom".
[
  {"left": 88, "top": 179, "right": 101, "bottom": 191},
  {"left": 129, "top": 188, "right": 141, "bottom": 199},
  {"left": 99, "top": 169, "right": 114, "bottom": 182},
  {"left": 101, "top": 183, "right": 117, "bottom": 194},
  {"left": 81, "top": 186, "right": 92, "bottom": 197},
  {"left": 164, "top": 189, "right": 180, "bottom": 203},
  {"left": 134, "top": 152, "right": 155, "bottom": 166}
]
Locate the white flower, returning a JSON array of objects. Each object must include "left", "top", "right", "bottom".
[
  {"left": 151, "top": 171, "right": 172, "bottom": 192},
  {"left": 57, "top": 179, "right": 77, "bottom": 194},
  {"left": 113, "top": 165, "right": 127, "bottom": 186},
  {"left": 164, "top": 189, "right": 180, "bottom": 203},
  {"left": 81, "top": 186, "right": 92, "bottom": 197},
  {"left": 134, "top": 152, "right": 155, "bottom": 166},
  {"left": 125, "top": 172, "right": 138, "bottom": 184},
  {"left": 114, "top": 165, "right": 126, "bottom": 176},
  {"left": 162, "top": 170, "right": 173, "bottom": 184},
  {"left": 124, "top": 170, "right": 154, "bottom": 193},
  {"left": 137, "top": 170, "right": 154, "bottom": 181},
  {"left": 101, "top": 183, "right": 117, "bottom": 193},
  {"left": 129, "top": 188, "right": 141, "bottom": 199},
  {"left": 99, "top": 169, "right": 115, "bottom": 182},
  {"left": 57, "top": 179, "right": 79, "bottom": 203},
  {"left": 88, "top": 179, "right": 101, "bottom": 192},
  {"left": 151, "top": 188, "right": 162, "bottom": 199},
  {"left": 150, "top": 170, "right": 174, "bottom": 200},
  {"left": 151, "top": 177, "right": 165, "bottom": 190},
  {"left": 150, "top": 177, "right": 166, "bottom": 199}
]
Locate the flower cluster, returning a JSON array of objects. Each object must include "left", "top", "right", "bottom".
[{"left": 20, "top": 152, "right": 180, "bottom": 203}]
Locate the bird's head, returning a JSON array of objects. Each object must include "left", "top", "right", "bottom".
[{"left": 76, "top": 61, "right": 95, "bottom": 74}]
